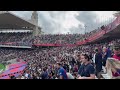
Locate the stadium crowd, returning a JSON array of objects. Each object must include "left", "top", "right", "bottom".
[
  {"left": 1, "top": 11, "right": 120, "bottom": 79},
  {"left": 33, "top": 25, "right": 106, "bottom": 44},
  {"left": 0, "top": 38, "right": 120, "bottom": 79},
  {"left": 33, "top": 34, "right": 84, "bottom": 44},
  {"left": 0, "top": 25, "right": 107, "bottom": 47},
  {"left": 0, "top": 21, "right": 119, "bottom": 79},
  {"left": 0, "top": 33, "right": 33, "bottom": 46}
]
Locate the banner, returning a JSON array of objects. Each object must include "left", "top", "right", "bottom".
[
  {"left": 0, "top": 64, "right": 6, "bottom": 74},
  {"left": 0, "top": 61, "right": 27, "bottom": 78}
]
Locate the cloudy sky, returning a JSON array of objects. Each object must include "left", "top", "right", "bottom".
[{"left": 11, "top": 11, "right": 116, "bottom": 34}]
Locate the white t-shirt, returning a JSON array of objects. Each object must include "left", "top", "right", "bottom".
[
  {"left": 93, "top": 53, "right": 96, "bottom": 63},
  {"left": 25, "top": 73, "right": 28, "bottom": 78},
  {"left": 67, "top": 73, "right": 74, "bottom": 79}
]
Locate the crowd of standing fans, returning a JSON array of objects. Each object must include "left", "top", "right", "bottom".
[
  {"left": 0, "top": 33, "right": 33, "bottom": 46},
  {"left": 33, "top": 34, "right": 84, "bottom": 44},
  {"left": 0, "top": 25, "right": 108, "bottom": 46},
  {"left": 0, "top": 28, "right": 105, "bottom": 46},
  {"left": 0, "top": 23, "right": 120, "bottom": 79},
  {"left": 0, "top": 38, "right": 120, "bottom": 79},
  {"left": 0, "top": 33, "right": 85, "bottom": 45}
]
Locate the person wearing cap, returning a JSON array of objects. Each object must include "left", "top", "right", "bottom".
[
  {"left": 56, "top": 62, "right": 68, "bottom": 79},
  {"left": 113, "top": 44, "right": 120, "bottom": 61}
]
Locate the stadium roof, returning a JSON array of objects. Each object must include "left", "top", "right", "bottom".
[{"left": 0, "top": 11, "right": 41, "bottom": 30}]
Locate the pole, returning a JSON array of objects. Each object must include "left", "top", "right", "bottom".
[
  {"left": 84, "top": 25, "right": 87, "bottom": 35},
  {"left": 84, "top": 25, "right": 87, "bottom": 40}
]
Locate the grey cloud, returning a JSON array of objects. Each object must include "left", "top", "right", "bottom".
[
  {"left": 11, "top": 11, "right": 115, "bottom": 34},
  {"left": 11, "top": 11, "right": 32, "bottom": 20},
  {"left": 75, "top": 11, "right": 99, "bottom": 32},
  {"left": 38, "top": 11, "right": 70, "bottom": 34},
  {"left": 74, "top": 11, "right": 115, "bottom": 33},
  {"left": 69, "top": 24, "right": 85, "bottom": 34},
  {"left": 38, "top": 12, "right": 56, "bottom": 34}
]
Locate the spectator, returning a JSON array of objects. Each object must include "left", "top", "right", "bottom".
[
  {"left": 113, "top": 44, "right": 120, "bottom": 61},
  {"left": 103, "top": 46, "right": 112, "bottom": 66},
  {"left": 95, "top": 49, "right": 102, "bottom": 79},
  {"left": 63, "top": 62, "right": 69, "bottom": 72},
  {"left": 40, "top": 67, "right": 48, "bottom": 79},
  {"left": 78, "top": 54, "right": 95, "bottom": 79},
  {"left": 107, "top": 44, "right": 120, "bottom": 78},
  {"left": 10, "top": 75, "right": 16, "bottom": 79},
  {"left": 56, "top": 62, "right": 68, "bottom": 79}
]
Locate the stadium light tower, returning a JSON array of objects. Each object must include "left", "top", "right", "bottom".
[
  {"left": 84, "top": 25, "right": 87, "bottom": 34},
  {"left": 84, "top": 25, "right": 87, "bottom": 40}
]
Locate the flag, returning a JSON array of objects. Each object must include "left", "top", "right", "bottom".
[{"left": 0, "top": 64, "right": 6, "bottom": 74}]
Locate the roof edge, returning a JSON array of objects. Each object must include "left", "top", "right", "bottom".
[{"left": 8, "top": 11, "right": 42, "bottom": 29}]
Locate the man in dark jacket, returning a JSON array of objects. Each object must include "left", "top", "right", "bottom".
[
  {"left": 95, "top": 49, "right": 102, "bottom": 79},
  {"left": 63, "top": 62, "right": 69, "bottom": 72},
  {"left": 40, "top": 67, "right": 48, "bottom": 79}
]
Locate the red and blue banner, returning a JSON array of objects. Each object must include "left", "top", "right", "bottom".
[{"left": 0, "top": 61, "right": 27, "bottom": 79}]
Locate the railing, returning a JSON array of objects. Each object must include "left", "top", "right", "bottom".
[
  {"left": 0, "top": 29, "right": 32, "bottom": 33},
  {"left": 77, "top": 16, "right": 120, "bottom": 44},
  {"left": 0, "top": 45, "right": 32, "bottom": 48}
]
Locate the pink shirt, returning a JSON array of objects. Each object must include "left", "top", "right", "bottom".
[
  {"left": 112, "top": 55, "right": 120, "bottom": 77},
  {"left": 113, "top": 55, "right": 120, "bottom": 61}
]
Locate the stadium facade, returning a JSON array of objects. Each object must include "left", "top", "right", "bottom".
[
  {"left": 0, "top": 11, "right": 120, "bottom": 48},
  {"left": 0, "top": 11, "right": 43, "bottom": 48},
  {"left": 0, "top": 11, "right": 42, "bottom": 36}
]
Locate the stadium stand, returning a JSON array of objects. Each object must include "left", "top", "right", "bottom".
[{"left": 0, "top": 11, "right": 120, "bottom": 79}]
